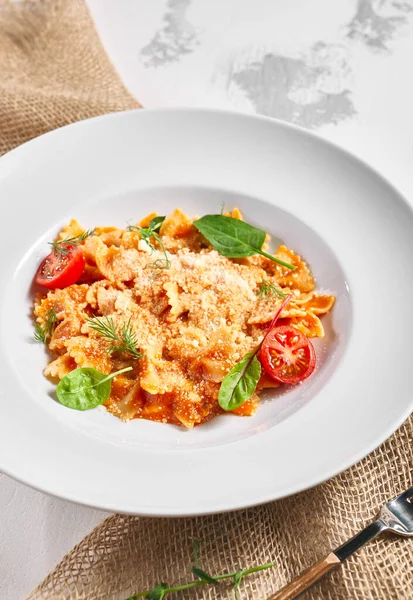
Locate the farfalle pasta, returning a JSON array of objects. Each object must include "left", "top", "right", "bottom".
[{"left": 34, "top": 208, "right": 335, "bottom": 428}]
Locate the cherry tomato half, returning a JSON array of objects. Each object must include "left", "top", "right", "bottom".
[
  {"left": 260, "top": 324, "right": 316, "bottom": 385},
  {"left": 35, "top": 244, "right": 85, "bottom": 289}
]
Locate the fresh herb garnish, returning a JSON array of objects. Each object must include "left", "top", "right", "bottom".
[
  {"left": 49, "top": 229, "right": 95, "bottom": 258},
  {"left": 192, "top": 539, "right": 202, "bottom": 568},
  {"left": 148, "top": 216, "right": 166, "bottom": 233},
  {"left": 127, "top": 217, "right": 170, "bottom": 274},
  {"left": 218, "top": 295, "right": 292, "bottom": 411},
  {"left": 218, "top": 348, "right": 262, "bottom": 411},
  {"left": 144, "top": 584, "right": 168, "bottom": 600},
  {"left": 191, "top": 567, "right": 219, "bottom": 584},
  {"left": 258, "top": 279, "right": 286, "bottom": 299},
  {"left": 193, "top": 215, "right": 295, "bottom": 270},
  {"left": 34, "top": 304, "right": 59, "bottom": 344},
  {"left": 125, "top": 540, "right": 275, "bottom": 600},
  {"left": 56, "top": 366, "right": 132, "bottom": 410},
  {"left": 87, "top": 316, "right": 142, "bottom": 360}
]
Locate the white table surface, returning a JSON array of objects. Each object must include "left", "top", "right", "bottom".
[{"left": 2, "top": 1, "right": 413, "bottom": 598}]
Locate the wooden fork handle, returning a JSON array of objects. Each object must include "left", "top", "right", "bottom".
[{"left": 267, "top": 552, "right": 341, "bottom": 600}]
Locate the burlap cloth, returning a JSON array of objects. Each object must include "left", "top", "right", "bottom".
[{"left": 0, "top": 1, "right": 412, "bottom": 598}]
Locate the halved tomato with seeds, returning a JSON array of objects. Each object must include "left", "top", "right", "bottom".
[
  {"left": 35, "top": 244, "right": 85, "bottom": 289},
  {"left": 260, "top": 324, "right": 316, "bottom": 385}
]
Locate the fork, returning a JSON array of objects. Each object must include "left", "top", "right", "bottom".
[{"left": 268, "top": 486, "right": 413, "bottom": 600}]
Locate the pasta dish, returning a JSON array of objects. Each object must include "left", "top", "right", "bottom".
[{"left": 33, "top": 208, "right": 335, "bottom": 427}]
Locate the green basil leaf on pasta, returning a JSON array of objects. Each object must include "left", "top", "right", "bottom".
[
  {"left": 56, "top": 366, "right": 132, "bottom": 410},
  {"left": 194, "top": 214, "right": 295, "bottom": 269},
  {"left": 218, "top": 348, "right": 261, "bottom": 411}
]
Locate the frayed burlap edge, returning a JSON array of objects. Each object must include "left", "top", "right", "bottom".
[
  {"left": 27, "top": 417, "right": 413, "bottom": 600},
  {"left": 0, "top": 0, "right": 139, "bottom": 157}
]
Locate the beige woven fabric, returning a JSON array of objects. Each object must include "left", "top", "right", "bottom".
[
  {"left": 27, "top": 418, "right": 413, "bottom": 600},
  {"left": 1, "top": 1, "right": 412, "bottom": 599},
  {"left": 0, "top": 0, "right": 139, "bottom": 155}
]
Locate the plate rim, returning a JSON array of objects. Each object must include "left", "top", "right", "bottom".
[{"left": 1, "top": 106, "right": 413, "bottom": 516}]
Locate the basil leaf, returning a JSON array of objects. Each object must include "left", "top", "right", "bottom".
[
  {"left": 218, "top": 294, "right": 292, "bottom": 412},
  {"left": 56, "top": 366, "right": 132, "bottom": 410},
  {"left": 146, "top": 583, "right": 168, "bottom": 600},
  {"left": 149, "top": 216, "right": 166, "bottom": 233},
  {"left": 218, "top": 348, "right": 261, "bottom": 411},
  {"left": 191, "top": 567, "right": 218, "bottom": 584},
  {"left": 194, "top": 214, "right": 265, "bottom": 258},
  {"left": 194, "top": 214, "right": 295, "bottom": 269}
]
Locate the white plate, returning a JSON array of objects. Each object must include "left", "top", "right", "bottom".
[{"left": 1, "top": 109, "right": 412, "bottom": 516}]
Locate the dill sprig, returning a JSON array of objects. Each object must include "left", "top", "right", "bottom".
[
  {"left": 125, "top": 540, "right": 275, "bottom": 600},
  {"left": 49, "top": 228, "right": 96, "bottom": 258},
  {"left": 257, "top": 279, "right": 286, "bottom": 299},
  {"left": 34, "top": 305, "right": 59, "bottom": 344},
  {"left": 127, "top": 217, "right": 170, "bottom": 275},
  {"left": 87, "top": 316, "right": 142, "bottom": 360}
]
